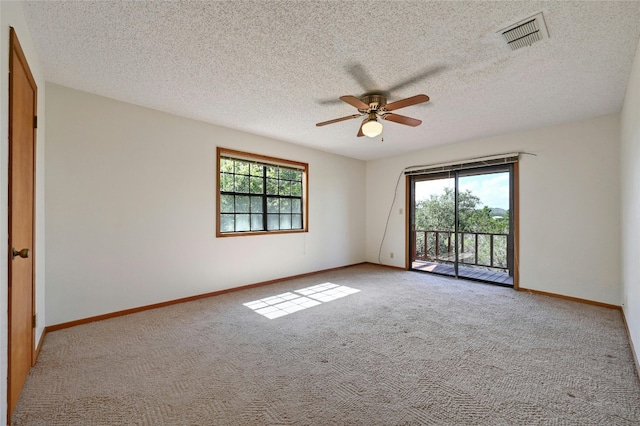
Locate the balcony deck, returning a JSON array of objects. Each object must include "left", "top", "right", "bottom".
[{"left": 412, "top": 260, "right": 513, "bottom": 287}]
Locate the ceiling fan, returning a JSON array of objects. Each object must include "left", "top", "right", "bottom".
[{"left": 316, "top": 93, "right": 430, "bottom": 138}]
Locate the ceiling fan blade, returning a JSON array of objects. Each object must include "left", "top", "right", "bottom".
[
  {"left": 384, "top": 94, "right": 430, "bottom": 111},
  {"left": 340, "top": 95, "right": 370, "bottom": 110},
  {"left": 382, "top": 113, "right": 422, "bottom": 127},
  {"left": 357, "top": 122, "right": 364, "bottom": 137},
  {"left": 316, "top": 114, "right": 362, "bottom": 127}
]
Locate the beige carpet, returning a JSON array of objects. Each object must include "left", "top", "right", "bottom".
[{"left": 13, "top": 264, "right": 640, "bottom": 425}]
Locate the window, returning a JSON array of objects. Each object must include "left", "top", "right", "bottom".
[{"left": 217, "top": 147, "right": 308, "bottom": 236}]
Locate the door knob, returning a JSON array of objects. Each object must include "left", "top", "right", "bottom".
[{"left": 11, "top": 248, "right": 29, "bottom": 259}]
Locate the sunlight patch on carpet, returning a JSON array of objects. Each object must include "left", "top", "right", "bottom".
[{"left": 243, "top": 283, "right": 360, "bottom": 319}]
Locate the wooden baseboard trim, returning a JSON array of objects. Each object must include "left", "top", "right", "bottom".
[
  {"left": 621, "top": 307, "right": 640, "bottom": 380},
  {"left": 367, "top": 261, "right": 406, "bottom": 271},
  {"left": 518, "top": 287, "right": 621, "bottom": 310},
  {"left": 45, "top": 262, "right": 368, "bottom": 332},
  {"left": 33, "top": 329, "right": 46, "bottom": 364}
]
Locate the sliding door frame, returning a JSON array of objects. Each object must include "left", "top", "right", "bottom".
[{"left": 405, "top": 163, "right": 520, "bottom": 289}]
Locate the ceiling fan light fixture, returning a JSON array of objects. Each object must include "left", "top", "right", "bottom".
[{"left": 362, "top": 113, "right": 383, "bottom": 137}]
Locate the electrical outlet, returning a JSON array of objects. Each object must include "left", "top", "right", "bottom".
[
  {"left": 399, "top": 208, "right": 403, "bottom": 215},
  {"left": 390, "top": 252, "right": 394, "bottom": 259}
]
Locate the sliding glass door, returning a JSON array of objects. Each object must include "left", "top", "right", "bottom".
[
  {"left": 411, "top": 174, "right": 456, "bottom": 272},
  {"left": 409, "top": 164, "right": 515, "bottom": 286}
]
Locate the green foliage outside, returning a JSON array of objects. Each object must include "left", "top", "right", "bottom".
[
  {"left": 219, "top": 158, "right": 303, "bottom": 232},
  {"left": 415, "top": 187, "right": 510, "bottom": 270}
]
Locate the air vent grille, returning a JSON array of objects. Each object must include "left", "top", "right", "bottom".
[{"left": 499, "top": 12, "right": 549, "bottom": 50}]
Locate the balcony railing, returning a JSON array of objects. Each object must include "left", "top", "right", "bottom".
[{"left": 412, "top": 230, "right": 509, "bottom": 270}]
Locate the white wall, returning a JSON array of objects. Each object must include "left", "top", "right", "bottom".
[
  {"left": 621, "top": 39, "right": 640, "bottom": 366},
  {"left": 45, "top": 84, "right": 366, "bottom": 325},
  {"left": 0, "top": 1, "right": 46, "bottom": 421},
  {"left": 366, "top": 114, "right": 621, "bottom": 305}
]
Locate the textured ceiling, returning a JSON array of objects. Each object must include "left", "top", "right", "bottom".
[{"left": 22, "top": 1, "right": 640, "bottom": 161}]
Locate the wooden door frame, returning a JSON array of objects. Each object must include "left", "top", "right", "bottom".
[
  {"left": 8, "top": 26, "right": 38, "bottom": 421},
  {"left": 512, "top": 162, "right": 520, "bottom": 290}
]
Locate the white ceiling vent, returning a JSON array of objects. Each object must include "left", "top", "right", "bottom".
[{"left": 499, "top": 12, "right": 549, "bottom": 50}]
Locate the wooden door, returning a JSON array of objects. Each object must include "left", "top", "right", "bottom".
[{"left": 8, "top": 27, "right": 37, "bottom": 419}]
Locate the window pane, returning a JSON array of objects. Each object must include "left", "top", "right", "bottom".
[
  {"left": 292, "top": 170, "right": 302, "bottom": 181},
  {"left": 292, "top": 214, "right": 302, "bottom": 229},
  {"left": 220, "top": 195, "right": 235, "bottom": 213},
  {"left": 280, "top": 198, "right": 291, "bottom": 213},
  {"left": 267, "top": 214, "right": 280, "bottom": 230},
  {"left": 251, "top": 214, "right": 264, "bottom": 231},
  {"left": 235, "top": 175, "right": 249, "bottom": 193},
  {"left": 291, "top": 199, "right": 301, "bottom": 213},
  {"left": 251, "top": 196, "right": 263, "bottom": 213},
  {"left": 220, "top": 173, "right": 234, "bottom": 192},
  {"left": 267, "top": 197, "right": 279, "bottom": 213},
  {"left": 220, "top": 214, "right": 234, "bottom": 232},
  {"left": 234, "top": 160, "right": 250, "bottom": 175},
  {"left": 280, "top": 168, "right": 294, "bottom": 180},
  {"left": 279, "top": 180, "right": 291, "bottom": 196},
  {"left": 235, "top": 195, "right": 250, "bottom": 213},
  {"left": 280, "top": 214, "right": 292, "bottom": 229},
  {"left": 266, "top": 178, "right": 278, "bottom": 195},
  {"left": 236, "top": 214, "right": 250, "bottom": 232},
  {"left": 250, "top": 163, "right": 263, "bottom": 176},
  {"left": 220, "top": 158, "right": 234, "bottom": 173},
  {"left": 250, "top": 176, "right": 263, "bottom": 194},
  {"left": 291, "top": 182, "right": 302, "bottom": 196},
  {"left": 266, "top": 166, "right": 278, "bottom": 179}
]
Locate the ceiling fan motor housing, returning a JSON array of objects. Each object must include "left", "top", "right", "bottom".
[
  {"left": 315, "top": 93, "right": 427, "bottom": 133},
  {"left": 360, "top": 94, "right": 387, "bottom": 111}
]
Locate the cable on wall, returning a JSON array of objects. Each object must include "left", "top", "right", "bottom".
[{"left": 377, "top": 167, "right": 405, "bottom": 264}]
